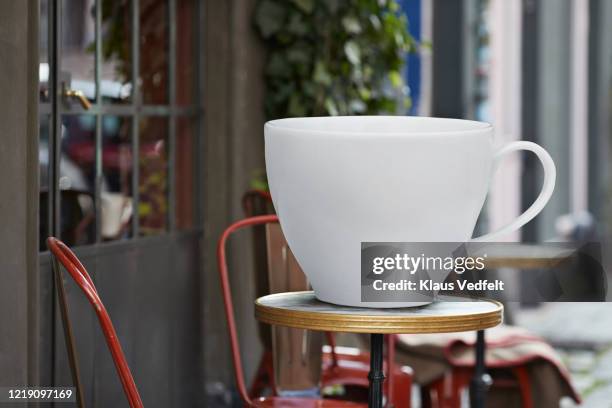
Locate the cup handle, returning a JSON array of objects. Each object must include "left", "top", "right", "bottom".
[{"left": 471, "top": 141, "right": 556, "bottom": 242}]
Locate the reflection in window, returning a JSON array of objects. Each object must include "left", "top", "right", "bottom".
[
  {"left": 60, "top": 115, "right": 97, "bottom": 246},
  {"left": 38, "top": 0, "right": 199, "bottom": 250},
  {"left": 40, "top": 0, "right": 50, "bottom": 103},
  {"left": 177, "top": 0, "right": 195, "bottom": 106},
  {"left": 101, "top": 0, "right": 132, "bottom": 104},
  {"left": 62, "top": 0, "right": 96, "bottom": 101},
  {"left": 39, "top": 115, "right": 50, "bottom": 250},
  {"left": 176, "top": 116, "right": 195, "bottom": 228},
  {"left": 140, "top": 0, "right": 168, "bottom": 105},
  {"left": 102, "top": 116, "right": 133, "bottom": 240},
  {"left": 139, "top": 117, "right": 168, "bottom": 235}
]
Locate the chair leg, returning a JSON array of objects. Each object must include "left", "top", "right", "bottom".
[
  {"left": 420, "top": 384, "right": 433, "bottom": 408},
  {"left": 426, "top": 373, "right": 467, "bottom": 408},
  {"left": 325, "top": 332, "right": 338, "bottom": 367},
  {"left": 52, "top": 257, "right": 87, "bottom": 408},
  {"left": 513, "top": 366, "right": 533, "bottom": 408},
  {"left": 450, "top": 371, "right": 466, "bottom": 408},
  {"left": 249, "top": 350, "right": 274, "bottom": 398},
  {"left": 386, "top": 335, "right": 395, "bottom": 406},
  {"left": 423, "top": 377, "right": 447, "bottom": 408}
]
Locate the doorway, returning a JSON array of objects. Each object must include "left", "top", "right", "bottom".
[{"left": 37, "top": 0, "right": 203, "bottom": 405}]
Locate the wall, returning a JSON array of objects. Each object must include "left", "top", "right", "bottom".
[
  {"left": 0, "top": 0, "right": 39, "bottom": 389},
  {"left": 535, "top": 0, "right": 571, "bottom": 240},
  {"left": 201, "top": 0, "right": 267, "bottom": 401}
]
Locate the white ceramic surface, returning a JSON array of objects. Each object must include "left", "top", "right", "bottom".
[{"left": 265, "top": 116, "right": 556, "bottom": 307}]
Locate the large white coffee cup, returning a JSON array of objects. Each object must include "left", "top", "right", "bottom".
[{"left": 265, "top": 116, "right": 556, "bottom": 307}]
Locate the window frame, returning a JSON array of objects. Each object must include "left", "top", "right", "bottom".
[{"left": 39, "top": 0, "right": 202, "bottom": 249}]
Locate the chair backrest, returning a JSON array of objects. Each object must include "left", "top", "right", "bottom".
[
  {"left": 217, "top": 215, "right": 280, "bottom": 406},
  {"left": 47, "top": 237, "right": 144, "bottom": 408}
]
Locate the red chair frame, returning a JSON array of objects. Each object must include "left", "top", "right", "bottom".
[
  {"left": 47, "top": 237, "right": 144, "bottom": 408},
  {"left": 240, "top": 192, "right": 412, "bottom": 406},
  {"left": 218, "top": 216, "right": 374, "bottom": 407},
  {"left": 424, "top": 366, "right": 532, "bottom": 408}
]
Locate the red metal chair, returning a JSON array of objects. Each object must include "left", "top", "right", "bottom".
[
  {"left": 218, "top": 215, "right": 366, "bottom": 407},
  {"left": 241, "top": 190, "right": 411, "bottom": 406},
  {"left": 424, "top": 366, "right": 532, "bottom": 408},
  {"left": 47, "top": 237, "right": 144, "bottom": 408},
  {"left": 218, "top": 215, "right": 411, "bottom": 407}
]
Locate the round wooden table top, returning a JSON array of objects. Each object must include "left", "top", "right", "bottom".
[{"left": 255, "top": 291, "right": 503, "bottom": 334}]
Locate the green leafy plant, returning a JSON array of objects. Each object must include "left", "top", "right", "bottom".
[{"left": 254, "top": 0, "right": 416, "bottom": 119}]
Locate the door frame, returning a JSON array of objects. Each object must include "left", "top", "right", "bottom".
[
  {"left": 36, "top": 1, "right": 205, "bottom": 403},
  {"left": 0, "top": 0, "right": 40, "bottom": 389}
]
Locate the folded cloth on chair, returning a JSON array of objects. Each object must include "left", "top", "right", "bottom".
[{"left": 395, "top": 325, "right": 581, "bottom": 407}]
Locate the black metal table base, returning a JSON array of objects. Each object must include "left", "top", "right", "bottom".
[
  {"left": 368, "top": 330, "right": 489, "bottom": 408},
  {"left": 469, "top": 330, "right": 491, "bottom": 408},
  {"left": 368, "top": 333, "right": 385, "bottom": 408}
]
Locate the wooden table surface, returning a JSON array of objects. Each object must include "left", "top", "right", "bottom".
[{"left": 255, "top": 291, "right": 503, "bottom": 334}]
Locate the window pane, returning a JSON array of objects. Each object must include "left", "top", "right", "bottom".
[
  {"left": 102, "top": 116, "right": 133, "bottom": 240},
  {"left": 176, "top": 0, "right": 195, "bottom": 106},
  {"left": 62, "top": 0, "right": 96, "bottom": 103},
  {"left": 60, "top": 115, "right": 97, "bottom": 246},
  {"left": 39, "top": 115, "right": 50, "bottom": 250},
  {"left": 140, "top": 0, "right": 168, "bottom": 105},
  {"left": 101, "top": 0, "right": 132, "bottom": 104},
  {"left": 176, "top": 116, "right": 195, "bottom": 228},
  {"left": 40, "top": 0, "right": 50, "bottom": 103},
  {"left": 139, "top": 117, "right": 168, "bottom": 235}
]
